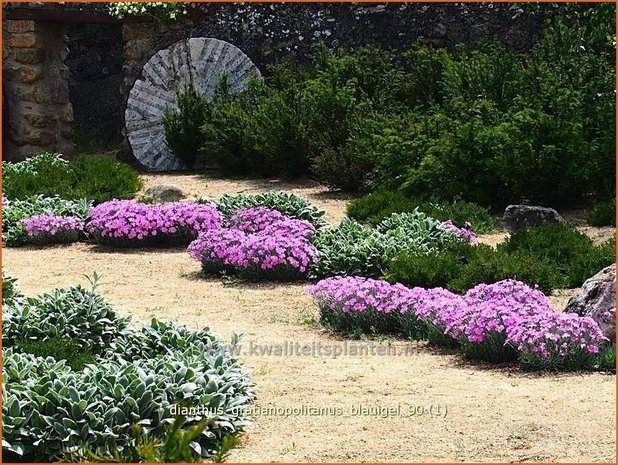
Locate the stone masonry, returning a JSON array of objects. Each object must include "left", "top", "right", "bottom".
[{"left": 3, "top": 19, "right": 75, "bottom": 160}]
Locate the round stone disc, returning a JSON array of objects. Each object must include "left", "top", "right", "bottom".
[{"left": 125, "top": 37, "right": 260, "bottom": 172}]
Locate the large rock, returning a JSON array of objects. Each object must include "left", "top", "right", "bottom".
[
  {"left": 503, "top": 205, "right": 564, "bottom": 230},
  {"left": 564, "top": 264, "right": 616, "bottom": 342},
  {"left": 144, "top": 185, "right": 186, "bottom": 203}
]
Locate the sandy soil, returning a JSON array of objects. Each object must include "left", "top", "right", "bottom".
[{"left": 2, "top": 174, "right": 615, "bottom": 463}]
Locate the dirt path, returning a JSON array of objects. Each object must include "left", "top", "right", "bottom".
[{"left": 2, "top": 174, "right": 615, "bottom": 462}]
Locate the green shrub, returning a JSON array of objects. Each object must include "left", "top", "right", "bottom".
[
  {"left": 346, "top": 190, "right": 495, "bottom": 232},
  {"left": 70, "top": 155, "right": 144, "bottom": 203},
  {"left": 346, "top": 191, "right": 413, "bottom": 225},
  {"left": 212, "top": 191, "right": 326, "bottom": 227},
  {"left": 2, "top": 196, "right": 93, "bottom": 247},
  {"left": 398, "top": 25, "right": 615, "bottom": 207},
  {"left": 173, "top": 17, "right": 617, "bottom": 207},
  {"left": 2, "top": 277, "right": 253, "bottom": 462},
  {"left": 587, "top": 199, "right": 616, "bottom": 226},
  {"left": 162, "top": 79, "right": 210, "bottom": 168},
  {"left": 3, "top": 153, "right": 142, "bottom": 203},
  {"left": 202, "top": 73, "right": 327, "bottom": 177},
  {"left": 498, "top": 224, "right": 615, "bottom": 288},
  {"left": 386, "top": 241, "right": 563, "bottom": 294},
  {"left": 16, "top": 337, "right": 95, "bottom": 371},
  {"left": 387, "top": 224, "right": 614, "bottom": 294}
]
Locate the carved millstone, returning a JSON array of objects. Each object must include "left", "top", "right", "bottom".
[{"left": 125, "top": 38, "right": 261, "bottom": 172}]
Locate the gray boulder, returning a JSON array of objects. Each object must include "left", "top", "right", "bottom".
[
  {"left": 564, "top": 264, "right": 616, "bottom": 342},
  {"left": 503, "top": 205, "right": 564, "bottom": 230},
  {"left": 143, "top": 185, "right": 186, "bottom": 203}
]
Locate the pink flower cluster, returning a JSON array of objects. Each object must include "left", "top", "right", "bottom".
[
  {"left": 308, "top": 277, "right": 608, "bottom": 361},
  {"left": 189, "top": 207, "right": 317, "bottom": 280},
  {"left": 19, "top": 214, "right": 84, "bottom": 244},
  {"left": 307, "top": 276, "right": 415, "bottom": 315},
  {"left": 437, "top": 220, "right": 477, "bottom": 243},
  {"left": 228, "top": 207, "right": 286, "bottom": 233},
  {"left": 86, "top": 200, "right": 222, "bottom": 246}
]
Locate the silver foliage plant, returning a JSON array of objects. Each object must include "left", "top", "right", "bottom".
[{"left": 2, "top": 274, "right": 254, "bottom": 461}]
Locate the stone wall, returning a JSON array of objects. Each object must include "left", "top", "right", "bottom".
[
  {"left": 121, "top": 2, "right": 542, "bottom": 101},
  {"left": 3, "top": 19, "right": 74, "bottom": 161}
]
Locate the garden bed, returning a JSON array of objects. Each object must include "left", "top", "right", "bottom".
[{"left": 3, "top": 173, "right": 615, "bottom": 463}]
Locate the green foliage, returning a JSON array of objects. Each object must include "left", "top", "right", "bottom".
[
  {"left": 346, "top": 190, "right": 495, "bottom": 232},
  {"left": 163, "top": 79, "right": 211, "bottom": 168},
  {"left": 191, "top": 15, "right": 615, "bottom": 208},
  {"left": 312, "top": 220, "right": 386, "bottom": 278},
  {"left": 587, "top": 199, "right": 616, "bottom": 226},
  {"left": 518, "top": 346, "right": 598, "bottom": 371},
  {"left": 596, "top": 343, "right": 616, "bottom": 371},
  {"left": 460, "top": 333, "right": 518, "bottom": 363},
  {"left": 2, "top": 277, "right": 253, "bottom": 462},
  {"left": 70, "top": 155, "right": 143, "bottom": 203},
  {"left": 386, "top": 241, "right": 561, "bottom": 294},
  {"left": 212, "top": 191, "right": 326, "bottom": 227},
  {"left": 2, "top": 196, "right": 93, "bottom": 247},
  {"left": 2, "top": 274, "right": 20, "bottom": 305},
  {"left": 3, "top": 153, "right": 142, "bottom": 203},
  {"left": 311, "top": 212, "right": 459, "bottom": 279},
  {"left": 319, "top": 306, "right": 427, "bottom": 341},
  {"left": 499, "top": 224, "right": 616, "bottom": 288},
  {"left": 65, "top": 416, "right": 214, "bottom": 463},
  {"left": 387, "top": 225, "right": 615, "bottom": 294},
  {"left": 2, "top": 273, "right": 130, "bottom": 353},
  {"left": 16, "top": 338, "right": 95, "bottom": 371}
]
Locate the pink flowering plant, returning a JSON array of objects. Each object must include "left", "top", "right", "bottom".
[
  {"left": 437, "top": 220, "right": 477, "bottom": 243},
  {"left": 308, "top": 276, "right": 610, "bottom": 370},
  {"left": 86, "top": 200, "right": 222, "bottom": 247},
  {"left": 18, "top": 214, "right": 84, "bottom": 245},
  {"left": 437, "top": 280, "right": 553, "bottom": 362},
  {"left": 506, "top": 311, "right": 609, "bottom": 370},
  {"left": 307, "top": 276, "right": 427, "bottom": 339},
  {"left": 228, "top": 207, "right": 287, "bottom": 233},
  {"left": 189, "top": 207, "right": 317, "bottom": 281}
]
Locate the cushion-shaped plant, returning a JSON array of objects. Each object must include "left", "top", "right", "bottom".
[
  {"left": 86, "top": 200, "right": 222, "bottom": 247},
  {"left": 189, "top": 208, "right": 317, "bottom": 280},
  {"left": 19, "top": 214, "right": 84, "bottom": 245}
]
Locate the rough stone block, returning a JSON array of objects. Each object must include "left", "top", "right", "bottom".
[
  {"left": 7, "top": 33, "right": 40, "bottom": 48},
  {"left": 6, "top": 20, "right": 36, "bottom": 34},
  {"left": 14, "top": 49, "right": 47, "bottom": 65}
]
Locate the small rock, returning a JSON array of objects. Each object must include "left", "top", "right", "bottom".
[
  {"left": 503, "top": 205, "right": 564, "bottom": 230},
  {"left": 565, "top": 264, "right": 616, "bottom": 342},
  {"left": 144, "top": 185, "right": 186, "bottom": 203}
]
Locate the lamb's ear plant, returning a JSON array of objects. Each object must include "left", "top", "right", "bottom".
[
  {"left": 213, "top": 192, "right": 327, "bottom": 227},
  {"left": 310, "top": 212, "right": 464, "bottom": 279},
  {"left": 62, "top": 415, "right": 211, "bottom": 463},
  {"left": 2, "top": 278, "right": 254, "bottom": 461}
]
